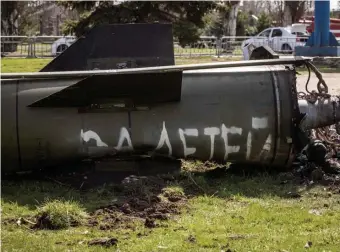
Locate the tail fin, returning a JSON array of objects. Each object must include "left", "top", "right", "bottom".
[{"left": 40, "top": 23, "right": 175, "bottom": 72}]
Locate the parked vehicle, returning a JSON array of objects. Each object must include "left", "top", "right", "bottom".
[
  {"left": 289, "top": 23, "right": 309, "bottom": 34},
  {"left": 241, "top": 27, "right": 307, "bottom": 54},
  {"left": 299, "top": 16, "right": 340, "bottom": 38},
  {"left": 51, "top": 36, "right": 76, "bottom": 56}
]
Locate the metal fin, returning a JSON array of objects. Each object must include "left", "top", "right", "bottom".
[{"left": 27, "top": 71, "right": 182, "bottom": 108}]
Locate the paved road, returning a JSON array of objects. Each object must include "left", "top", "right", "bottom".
[{"left": 297, "top": 73, "right": 340, "bottom": 95}]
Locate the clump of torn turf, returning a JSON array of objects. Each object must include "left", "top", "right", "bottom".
[
  {"left": 161, "top": 186, "right": 186, "bottom": 202},
  {"left": 33, "top": 200, "right": 88, "bottom": 230}
]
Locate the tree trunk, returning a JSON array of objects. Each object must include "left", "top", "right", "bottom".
[
  {"left": 283, "top": 1, "right": 307, "bottom": 26},
  {"left": 283, "top": 3, "right": 292, "bottom": 26},
  {"left": 224, "top": 3, "right": 239, "bottom": 37},
  {"left": 223, "top": 2, "right": 239, "bottom": 52},
  {"left": 1, "top": 2, "right": 19, "bottom": 53},
  {"left": 1, "top": 2, "right": 19, "bottom": 36}
]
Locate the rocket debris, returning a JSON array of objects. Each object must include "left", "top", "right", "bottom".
[{"left": 1, "top": 24, "right": 339, "bottom": 174}]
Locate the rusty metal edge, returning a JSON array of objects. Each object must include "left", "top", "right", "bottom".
[
  {"left": 270, "top": 70, "right": 281, "bottom": 166},
  {"left": 286, "top": 65, "right": 300, "bottom": 168}
]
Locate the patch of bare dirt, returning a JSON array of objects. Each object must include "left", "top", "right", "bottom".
[{"left": 87, "top": 175, "right": 188, "bottom": 230}]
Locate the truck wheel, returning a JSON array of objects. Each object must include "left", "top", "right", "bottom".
[
  {"left": 56, "top": 44, "right": 68, "bottom": 55},
  {"left": 281, "top": 44, "right": 292, "bottom": 54}
]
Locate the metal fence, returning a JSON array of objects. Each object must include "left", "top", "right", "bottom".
[{"left": 1, "top": 35, "right": 311, "bottom": 58}]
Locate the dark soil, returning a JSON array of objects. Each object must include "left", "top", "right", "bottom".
[
  {"left": 87, "top": 175, "right": 187, "bottom": 230},
  {"left": 33, "top": 212, "right": 56, "bottom": 230}
]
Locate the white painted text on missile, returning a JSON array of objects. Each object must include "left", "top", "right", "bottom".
[
  {"left": 80, "top": 116, "right": 270, "bottom": 161},
  {"left": 155, "top": 121, "right": 173, "bottom": 156},
  {"left": 115, "top": 127, "right": 133, "bottom": 151},
  {"left": 81, "top": 129, "right": 108, "bottom": 147}
]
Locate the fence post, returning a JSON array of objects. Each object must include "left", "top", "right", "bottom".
[
  {"left": 216, "top": 39, "right": 222, "bottom": 58},
  {"left": 33, "top": 37, "right": 37, "bottom": 58},
  {"left": 27, "top": 37, "right": 33, "bottom": 58},
  {"left": 27, "top": 37, "right": 37, "bottom": 58}
]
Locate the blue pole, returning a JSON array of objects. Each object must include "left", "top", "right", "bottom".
[
  {"left": 314, "top": 0, "right": 330, "bottom": 46},
  {"left": 295, "top": 0, "right": 340, "bottom": 56}
]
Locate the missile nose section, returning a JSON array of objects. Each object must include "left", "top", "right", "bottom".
[{"left": 298, "top": 95, "right": 340, "bottom": 131}]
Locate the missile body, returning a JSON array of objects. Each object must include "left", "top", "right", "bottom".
[
  {"left": 4, "top": 62, "right": 340, "bottom": 173},
  {"left": 2, "top": 64, "right": 301, "bottom": 173}
]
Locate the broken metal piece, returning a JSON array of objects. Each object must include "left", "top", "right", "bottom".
[
  {"left": 305, "top": 140, "right": 328, "bottom": 165},
  {"left": 249, "top": 45, "right": 280, "bottom": 60},
  {"left": 298, "top": 96, "right": 340, "bottom": 130}
]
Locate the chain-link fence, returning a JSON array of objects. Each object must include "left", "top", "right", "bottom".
[{"left": 1, "top": 35, "right": 310, "bottom": 58}]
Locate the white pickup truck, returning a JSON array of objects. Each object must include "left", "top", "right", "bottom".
[{"left": 241, "top": 26, "right": 308, "bottom": 55}]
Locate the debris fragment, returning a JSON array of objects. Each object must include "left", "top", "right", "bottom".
[
  {"left": 293, "top": 123, "right": 340, "bottom": 186},
  {"left": 304, "top": 241, "right": 312, "bottom": 248},
  {"left": 16, "top": 217, "right": 35, "bottom": 226},
  {"left": 228, "top": 234, "right": 248, "bottom": 240},
  {"left": 88, "top": 237, "right": 118, "bottom": 247},
  {"left": 308, "top": 209, "right": 321, "bottom": 216},
  {"left": 311, "top": 168, "right": 324, "bottom": 181},
  {"left": 157, "top": 245, "right": 168, "bottom": 249},
  {"left": 287, "top": 192, "right": 301, "bottom": 198},
  {"left": 187, "top": 235, "right": 196, "bottom": 243}
]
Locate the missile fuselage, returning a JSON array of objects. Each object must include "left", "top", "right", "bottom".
[
  {"left": 2, "top": 59, "right": 339, "bottom": 173},
  {"left": 1, "top": 64, "right": 299, "bottom": 172}
]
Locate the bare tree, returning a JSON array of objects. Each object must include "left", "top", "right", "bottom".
[
  {"left": 283, "top": 0, "right": 308, "bottom": 26},
  {"left": 1, "top": 1, "right": 20, "bottom": 36},
  {"left": 224, "top": 1, "right": 240, "bottom": 37},
  {"left": 274, "top": 0, "right": 285, "bottom": 26}
]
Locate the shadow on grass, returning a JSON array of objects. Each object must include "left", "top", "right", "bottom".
[{"left": 1, "top": 159, "right": 303, "bottom": 216}]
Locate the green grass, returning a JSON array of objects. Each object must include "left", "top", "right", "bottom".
[
  {"left": 2, "top": 169, "right": 340, "bottom": 252},
  {"left": 1, "top": 58, "right": 52, "bottom": 72}
]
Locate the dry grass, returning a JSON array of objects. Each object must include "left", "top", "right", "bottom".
[{"left": 2, "top": 166, "right": 340, "bottom": 251}]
